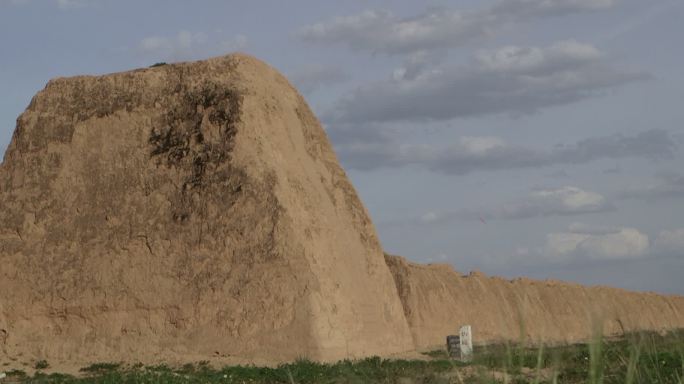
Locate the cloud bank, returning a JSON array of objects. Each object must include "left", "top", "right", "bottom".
[
  {"left": 545, "top": 225, "right": 649, "bottom": 261},
  {"left": 334, "top": 129, "right": 677, "bottom": 174},
  {"left": 619, "top": 172, "right": 684, "bottom": 201},
  {"left": 288, "top": 64, "right": 348, "bottom": 94},
  {"left": 420, "top": 186, "right": 613, "bottom": 225},
  {"left": 325, "top": 41, "right": 646, "bottom": 124},
  {"left": 137, "top": 31, "right": 247, "bottom": 62},
  {"left": 299, "top": 1, "right": 619, "bottom": 55},
  {"left": 545, "top": 224, "right": 684, "bottom": 262}
]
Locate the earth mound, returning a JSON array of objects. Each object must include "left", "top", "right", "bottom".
[{"left": 0, "top": 54, "right": 414, "bottom": 366}]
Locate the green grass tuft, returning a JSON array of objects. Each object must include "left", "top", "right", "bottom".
[{"left": 34, "top": 360, "right": 49, "bottom": 370}]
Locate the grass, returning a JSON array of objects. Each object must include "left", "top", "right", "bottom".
[
  {"left": 2, "top": 330, "right": 682, "bottom": 383},
  {"left": 470, "top": 329, "right": 684, "bottom": 383},
  {"left": 78, "top": 363, "right": 121, "bottom": 374},
  {"left": 6, "top": 358, "right": 457, "bottom": 384}
]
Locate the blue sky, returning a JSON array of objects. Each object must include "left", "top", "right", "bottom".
[{"left": 1, "top": 0, "right": 683, "bottom": 294}]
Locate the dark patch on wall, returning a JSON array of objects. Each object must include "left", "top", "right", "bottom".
[{"left": 148, "top": 81, "right": 244, "bottom": 224}]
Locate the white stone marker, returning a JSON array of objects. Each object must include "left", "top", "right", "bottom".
[{"left": 459, "top": 325, "right": 473, "bottom": 361}]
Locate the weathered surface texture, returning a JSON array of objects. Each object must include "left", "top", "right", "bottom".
[
  {"left": 0, "top": 54, "right": 414, "bottom": 366},
  {"left": 386, "top": 254, "right": 684, "bottom": 350}
]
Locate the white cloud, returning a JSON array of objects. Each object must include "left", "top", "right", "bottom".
[
  {"left": 138, "top": 31, "right": 207, "bottom": 59},
  {"left": 482, "top": 224, "right": 681, "bottom": 270},
  {"left": 420, "top": 211, "right": 439, "bottom": 223},
  {"left": 139, "top": 36, "right": 170, "bottom": 52},
  {"left": 533, "top": 186, "right": 606, "bottom": 211},
  {"left": 459, "top": 136, "right": 506, "bottom": 154},
  {"left": 392, "top": 50, "right": 448, "bottom": 81},
  {"left": 479, "top": 186, "right": 614, "bottom": 220},
  {"left": 546, "top": 225, "right": 649, "bottom": 261},
  {"left": 137, "top": 31, "right": 247, "bottom": 62},
  {"left": 218, "top": 34, "right": 247, "bottom": 52},
  {"left": 333, "top": 129, "right": 676, "bottom": 174},
  {"left": 491, "top": 0, "right": 618, "bottom": 19},
  {"left": 56, "top": 0, "right": 90, "bottom": 9},
  {"left": 299, "top": 2, "right": 619, "bottom": 55},
  {"left": 475, "top": 40, "right": 602, "bottom": 73},
  {"left": 654, "top": 229, "right": 684, "bottom": 254},
  {"left": 2, "top": 0, "right": 92, "bottom": 7},
  {"left": 567, "top": 222, "right": 622, "bottom": 235},
  {"left": 298, "top": 9, "right": 492, "bottom": 55},
  {"left": 475, "top": 46, "right": 546, "bottom": 73},
  {"left": 619, "top": 172, "right": 684, "bottom": 201},
  {"left": 326, "top": 41, "right": 645, "bottom": 125},
  {"left": 288, "top": 64, "right": 348, "bottom": 94},
  {"left": 417, "top": 186, "right": 613, "bottom": 225}
]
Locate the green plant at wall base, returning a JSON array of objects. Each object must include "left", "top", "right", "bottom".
[
  {"left": 79, "top": 362, "right": 121, "bottom": 374},
  {"left": 34, "top": 360, "right": 49, "bottom": 370},
  {"left": 472, "top": 330, "right": 684, "bottom": 384},
  {"left": 3, "top": 330, "right": 683, "bottom": 383},
  {"left": 589, "top": 333, "right": 604, "bottom": 384}
]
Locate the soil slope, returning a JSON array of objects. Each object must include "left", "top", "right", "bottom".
[
  {"left": 0, "top": 54, "right": 414, "bottom": 366},
  {"left": 386, "top": 254, "right": 684, "bottom": 350}
]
